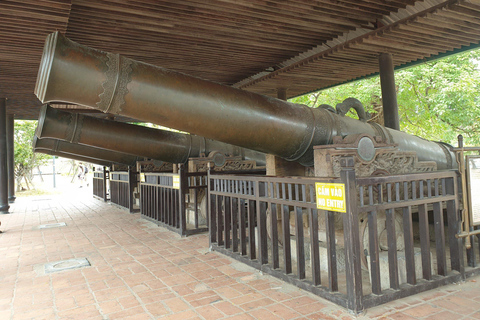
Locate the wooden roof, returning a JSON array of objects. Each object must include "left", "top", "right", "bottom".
[{"left": 1, "top": 0, "right": 479, "bottom": 120}]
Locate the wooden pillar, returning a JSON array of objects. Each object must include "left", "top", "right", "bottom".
[
  {"left": 379, "top": 53, "right": 400, "bottom": 131},
  {"left": 0, "top": 98, "right": 10, "bottom": 213},
  {"left": 7, "top": 114, "right": 15, "bottom": 203}
]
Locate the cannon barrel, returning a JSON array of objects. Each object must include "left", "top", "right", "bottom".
[
  {"left": 34, "top": 148, "right": 112, "bottom": 167},
  {"left": 35, "top": 32, "right": 455, "bottom": 169},
  {"left": 33, "top": 136, "right": 143, "bottom": 166},
  {"left": 36, "top": 105, "right": 266, "bottom": 166}
]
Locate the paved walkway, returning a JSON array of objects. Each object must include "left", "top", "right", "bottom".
[{"left": 1, "top": 190, "right": 479, "bottom": 320}]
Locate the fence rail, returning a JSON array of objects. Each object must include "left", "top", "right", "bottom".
[{"left": 208, "top": 159, "right": 473, "bottom": 313}]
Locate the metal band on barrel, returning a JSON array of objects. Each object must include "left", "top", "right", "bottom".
[
  {"left": 436, "top": 142, "right": 454, "bottom": 169},
  {"left": 370, "top": 122, "right": 388, "bottom": 142},
  {"left": 53, "top": 140, "right": 60, "bottom": 153},
  {"left": 65, "top": 113, "right": 83, "bottom": 144},
  {"left": 97, "top": 53, "right": 133, "bottom": 114},
  {"left": 287, "top": 105, "right": 316, "bottom": 161}
]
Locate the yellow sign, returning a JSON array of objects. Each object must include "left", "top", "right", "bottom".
[
  {"left": 172, "top": 175, "right": 180, "bottom": 189},
  {"left": 140, "top": 173, "right": 145, "bottom": 183},
  {"left": 315, "top": 182, "right": 346, "bottom": 213}
]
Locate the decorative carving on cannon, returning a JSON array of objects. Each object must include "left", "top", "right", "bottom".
[
  {"left": 314, "top": 134, "right": 437, "bottom": 178},
  {"left": 136, "top": 160, "right": 174, "bottom": 173},
  {"left": 188, "top": 156, "right": 259, "bottom": 173},
  {"left": 111, "top": 164, "right": 129, "bottom": 172}
]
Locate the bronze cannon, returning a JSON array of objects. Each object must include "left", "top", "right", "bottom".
[
  {"left": 36, "top": 104, "right": 266, "bottom": 167},
  {"left": 34, "top": 148, "right": 111, "bottom": 167},
  {"left": 35, "top": 32, "right": 455, "bottom": 170},
  {"left": 33, "top": 135, "right": 143, "bottom": 166},
  {"left": 34, "top": 32, "right": 463, "bottom": 280}
]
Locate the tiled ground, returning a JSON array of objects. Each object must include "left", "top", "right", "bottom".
[{"left": 1, "top": 189, "right": 480, "bottom": 319}]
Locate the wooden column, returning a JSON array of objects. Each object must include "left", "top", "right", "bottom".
[
  {"left": 379, "top": 53, "right": 400, "bottom": 131},
  {"left": 7, "top": 114, "right": 15, "bottom": 203},
  {"left": 0, "top": 98, "right": 10, "bottom": 213}
]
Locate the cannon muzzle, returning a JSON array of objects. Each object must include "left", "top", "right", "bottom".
[
  {"left": 35, "top": 32, "right": 455, "bottom": 169},
  {"left": 36, "top": 105, "right": 266, "bottom": 166},
  {"left": 34, "top": 148, "right": 112, "bottom": 167},
  {"left": 33, "top": 136, "right": 143, "bottom": 166}
]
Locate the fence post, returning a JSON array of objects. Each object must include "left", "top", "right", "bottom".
[
  {"left": 446, "top": 175, "right": 464, "bottom": 276},
  {"left": 103, "top": 166, "right": 108, "bottom": 202},
  {"left": 207, "top": 165, "right": 216, "bottom": 246},
  {"left": 340, "top": 157, "right": 363, "bottom": 313},
  {"left": 128, "top": 166, "right": 136, "bottom": 213},
  {"left": 179, "top": 164, "right": 187, "bottom": 235},
  {"left": 257, "top": 181, "right": 268, "bottom": 265}
]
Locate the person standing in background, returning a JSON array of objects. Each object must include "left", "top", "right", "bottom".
[{"left": 77, "top": 162, "right": 85, "bottom": 188}]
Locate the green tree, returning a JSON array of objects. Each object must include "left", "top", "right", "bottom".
[
  {"left": 397, "top": 50, "right": 480, "bottom": 145},
  {"left": 14, "top": 120, "right": 49, "bottom": 190},
  {"left": 290, "top": 49, "right": 480, "bottom": 146}
]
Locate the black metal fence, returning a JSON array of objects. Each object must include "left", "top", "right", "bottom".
[
  {"left": 208, "top": 158, "right": 476, "bottom": 313},
  {"left": 140, "top": 166, "right": 211, "bottom": 236},
  {"left": 92, "top": 167, "right": 109, "bottom": 202},
  {"left": 140, "top": 167, "right": 266, "bottom": 236},
  {"left": 140, "top": 171, "right": 184, "bottom": 234},
  {"left": 466, "top": 225, "right": 480, "bottom": 276},
  {"left": 110, "top": 170, "right": 136, "bottom": 213},
  {"left": 355, "top": 168, "right": 463, "bottom": 310}
]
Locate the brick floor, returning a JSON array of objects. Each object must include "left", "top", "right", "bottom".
[{"left": 1, "top": 191, "right": 480, "bottom": 319}]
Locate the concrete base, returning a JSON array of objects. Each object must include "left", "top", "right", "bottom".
[{"left": 367, "top": 248, "right": 432, "bottom": 291}]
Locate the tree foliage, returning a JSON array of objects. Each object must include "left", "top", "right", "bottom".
[
  {"left": 14, "top": 120, "right": 49, "bottom": 190},
  {"left": 290, "top": 49, "right": 480, "bottom": 146}
]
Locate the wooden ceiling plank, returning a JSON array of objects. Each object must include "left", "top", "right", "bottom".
[
  {"left": 388, "top": 26, "right": 472, "bottom": 47},
  {"left": 64, "top": 18, "right": 325, "bottom": 52},
  {"left": 72, "top": 0, "right": 363, "bottom": 33},
  {"left": 396, "top": 23, "right": 475, "bottom": 43},
  {"left": 412, "top": 19, "right": 480, "bottom": 39},
  {"left": 65, "top": 6, "right": 350, "bottom": 43}
]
